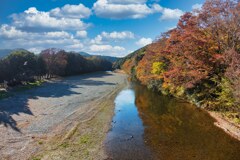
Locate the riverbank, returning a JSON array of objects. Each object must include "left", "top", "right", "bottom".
[
  {"left": 32, "top": 79, "right": 127, "bottom": 160},
  {"left": 0, "top": 71, "right": 127, "bottom": 160},
  {"left": 208, "top": 111, "right": 240, "bottom": 141},
  {"left": 104, "top": 81, "right": 240, "bottom": 159}
]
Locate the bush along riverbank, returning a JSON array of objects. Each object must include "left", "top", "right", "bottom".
[{"left": 116, "top": 0, "right": 240, "bottom": 139}]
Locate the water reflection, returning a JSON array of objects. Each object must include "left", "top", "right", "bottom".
[
  {"left": 105, "top": 89, "right": 153, "bottom": 160},
  {"left": 105, "top": 83, "right": 240, "bottom": 160}
]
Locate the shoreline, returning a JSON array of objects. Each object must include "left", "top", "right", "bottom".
[
  {"left": 122, "top": 70, "right": 240, "bottom": 142},
  {"left": 208, "top": 111, "right": 240, "bottom": 141},
  {"left": 0, "top": 71, "right": 127, "bottom": 160},
  {"left": 30, "top": 73, "right": 127, "bottom": 160}
]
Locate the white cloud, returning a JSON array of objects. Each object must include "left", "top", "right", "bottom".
[
  {"left": 88, "top": 44, "right": 126, "bottom": 57},
  {"left": 24, "top": 7, "right": 38, "bottom": 14},
  {"left": 0, "top": 24, "right": 84, "bottom": 52},
  {"left": 108, "top": 0, "right": 147, "bottom": 4},
  {"left": 76, "top": 30, "right": 88, "bottom": 38},
  {"left": 0, "top": 24, "right": 128, "bottom": 56},
  {"left": 101, "top": 31, "right": 134, "bottom": 39},
  {"left": 160, "top": 8, "right": 184, "bottom": 20},
  {"left": 44, "top": 31, "right": 73, "bottom": 39},
  {"left": 89, "top": 44, "right": 125, "bottom": 52},
  {"left": 93, "top": 0, "right": 183, "bottom": 20},
  {"left": 192, "top": 3, "right": 202, "bottom": 10},
  {"left": 28, "top": 47, "right": 44, "bottom": 54},
  {"left": 93, "top": 0, "right": 162, "bottom": 19},
  {"left": 0, "top": 25, "right": 73, "bottom": 40},
  {"left": 90, "top": 31, "right": 134, "bottom": 44},
  {"left": 90, "top": 35, "right": 103, "bottom": 44},
  {"left": 0, "top": 24, "right": 27, "bottom": 39},
  {"left": 65, "top": 43, "right": 84, "bottom": 50},
  {"left": 11, "top": 7, "right": 89, "bottom": 31},
  {"left": 50, "top": 4, "right": 91, "bottom": 19},
  {"left": 136, "top": 37, "right": 152, "bottom": 47}
]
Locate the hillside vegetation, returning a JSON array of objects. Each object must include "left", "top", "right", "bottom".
[{"left": 117, "top": 0, "right": 240, "bottom": 121}]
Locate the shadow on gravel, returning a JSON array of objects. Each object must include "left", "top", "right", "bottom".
[{"left": 0, "top": 72, "right": 115, "bottom": 132}]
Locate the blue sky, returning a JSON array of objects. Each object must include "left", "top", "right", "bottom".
[{"left": 0, "top": 0, "right": 205, "bottom": 57}]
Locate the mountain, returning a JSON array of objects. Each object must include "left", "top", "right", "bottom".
[
  {"left": 113, "top": 46, "right": 147, "bottom": 70},
  {"left": 0, "top": 49, "right": 119, "bottom": 63},
  {"left": 78, "top": 52, "right": 91, "bottom": 57},
  {"left": 77, "top": 51, "right": 119, "bottom": 63},
  {"left": 0, "top": 49, "right": 14, "bottom": 59},
  {"left": 95, "top": 55, "right": 119, "bottom": 63},
  {"left": 0, "top": 48, "right": 27, "bottom": 59}
]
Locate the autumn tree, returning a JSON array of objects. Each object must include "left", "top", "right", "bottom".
[
  {"left": 120, "top": 0, "right": 240, "bottom": 111},
  {"left": 65, "top": 52, "right": 87, "bottom": 75},
  {"left": 40, "top": 48, "right": 67, "bottom": 77}
]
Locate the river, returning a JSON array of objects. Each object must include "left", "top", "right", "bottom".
[{"left": 104, "top": 83, "right": 240, "bottom": 160}]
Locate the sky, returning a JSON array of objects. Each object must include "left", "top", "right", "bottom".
[{"left": 0, "top": 0, "right": 205, "bottom": 57}]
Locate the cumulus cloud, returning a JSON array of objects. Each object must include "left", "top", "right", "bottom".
[
  {"left": 91, "top": 35, "right": 103, "bottom": 44},
  {"left": 0, "top": 24, "right": 28, "bottom": 39},
  {"left": 0, "top": 24, "right": 84, "bottom": 52},
  {"left": 0, "top": 24, "right": 127, "bottom": 56},
  {"left": 136, "top": 37, "right": 152, "bottom": 47},
  {"left": 101, "top": 31, "right": 134, "bottom": 40},
  {"left": 28, "top": 47, "right": 44, "bottom": 54},
  {"left": 50, "top": 4, "right": 91, "bottom": 19},
  {"left": 192, "top": 3, "right": 202, "bottom": 10},
  {"left": 93, "top": 0, "right": 162, "bottom": 19},
  {"left": 65, "top": 43, "right": 84, "bottom": 50},
  {"left": 76, "top": 30, "right": 88, "bottom": 38},
  {"left": 93, "top": 0, "right": 183, "bottom": 20},
  {"left": 88, "top": 44, "right": 126, "bottom": 57},
  {"left": 0, "top": 24, "right": 73, "bottom": 39},
  {"left": 91, "top": 31, "right": 134, "bottom": 44},
  {"left": 0, "top": 4, "right": 131, "bottom": 57},
  {"left": 89, "top": 44, "right": 125, "bottom": 52},
  {"left": 11, "top": 7, "right": 89, "bottom": 31},
  {"left": 160, "top": 8, "right": 184, "bottom": 20},
  {"left": 108, "top": 0, "right": 147, "bottom": 4},
  {"left": 1, "top": 2, "right": 184, "bottom": 57}
]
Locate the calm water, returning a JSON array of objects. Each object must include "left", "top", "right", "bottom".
[{"left": 104, "top": 83, "right": 240, "bottom": 160}]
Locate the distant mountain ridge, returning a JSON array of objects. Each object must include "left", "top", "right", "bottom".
[
  {"left": 0, "top": 49, "right": 119, "bottom": 63},
  {"left": 78, "top": 52, "right": 91, "bottom": 57},
  {"left": 0, "top": 48, "right": 27, "bottom": 58},
  {"left": 70, "top": 51, "right": 119, "bottom": 63}
]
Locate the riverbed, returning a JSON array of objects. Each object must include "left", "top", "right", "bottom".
[
  {"left": 0, "top": 71, "right": 127, "bottom": 160},
  {"left": 104, "top": 83, "right": 240, "bottom": 160}
]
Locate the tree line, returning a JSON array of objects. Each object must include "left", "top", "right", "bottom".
[
  {"left": 119, "top": 0, "right": 240, "bottom": 113},
  {"left": 0, "top": 48, "right": 112, "bottom": 87}
]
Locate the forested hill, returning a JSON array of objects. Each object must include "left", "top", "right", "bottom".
[
  {"left": 0, "top": 49, "right": 27, "bottom": 58},
  {"left": 116, "top": 0, "right": 240, "bottom": 119},
  {"left": 0, "top": 49, "right": 119, "bottom": 63},
  {"left": 77, "top": 52, "right": 119, "bottom": 63}
]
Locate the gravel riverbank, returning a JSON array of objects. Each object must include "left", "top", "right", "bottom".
[{"left": 0, "top": 71, "right": 127, "bottom": 160}]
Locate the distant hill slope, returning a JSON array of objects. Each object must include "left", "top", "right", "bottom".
[
  {"left": 0, "top": 49, "right": 14, "bottom": 59},
  {"left": 78, "top": 52, "right": 91, "bottom": 57},
  {"left": 77, "top": 52, "right": 119, "bottom": 63},
  {"left": 95, "top": 55, "right": 119, "bottom": 63},
  {"left": 113, "top": 46, "right": 147, "bottom": 71},
  {"left": 0, "top": 49, "right": 27, "bottom": 59},
  {"left": 0, "top": 49, "right": 119, "bottom": 63}
]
